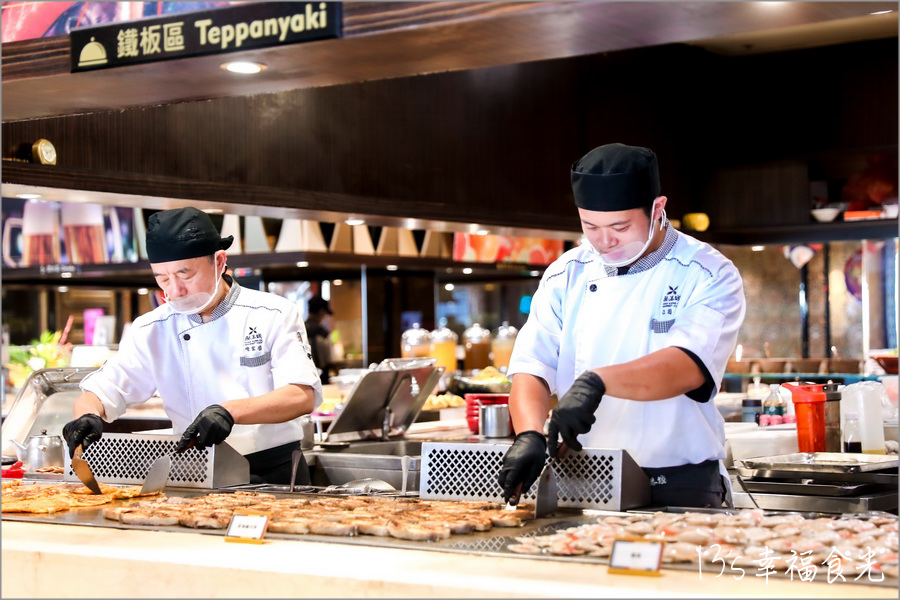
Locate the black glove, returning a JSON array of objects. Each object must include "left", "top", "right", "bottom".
[
  {"left": 62, "top": 413, "right": 104, "bottom": 458},
  {"left": 547, "top": 371, "right": 606, "bottom": 456},
  {"left": 497, "top": 430, "right": 547, "bottom": 504},
  {"left": 176, "top": 404, "right": 235, "bottom": 452}
]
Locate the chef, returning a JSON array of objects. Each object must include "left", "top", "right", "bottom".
[
  {"left": 62, "top": 207, "right": 323, "bottom": 484},
  {"left": 498, "top": 143, "right": 746, "bottom": 508}
]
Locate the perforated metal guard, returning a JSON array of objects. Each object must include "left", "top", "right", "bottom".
[
  {"left": 419, "top": 442, "right": 650, "bottom": 510},
  {"left": 63, "top": 433, "right": 249, "bottom": 489}
]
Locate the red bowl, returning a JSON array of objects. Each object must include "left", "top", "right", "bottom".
[{"left": 874, "top": 356, "right": 899, "bottom": 375}]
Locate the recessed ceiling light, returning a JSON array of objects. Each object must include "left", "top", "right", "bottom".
[
  {"left": 444, "top": 283, "right": 455, "bottom": 291},
  {"left": 345, "top": 218, "right": 365, "bottom": 226},
  {"left": 57, "top": 286, "right": 69, "bottom": 293},
  {"left": 530, "top": 270, "right": 541, "bottom": 277},
  {"left": 462, "top": 267, "right": 473, "bottom": 275},
  {"left": 751, "top": 245, "right": 765, "bottom": 252},
  {"left": 333, "top": 279, "right": 344, "bottom": 286},
  {"left": 16, "top": 193, "right": 42, "bottom": 200},
  {"left": 386, "top": 265, "right": 398, "bottom": 271},
  {"left": 475, "top": 229, "right": 489, "bottom": 236},
  {"left": 137, "top": 288, "right": 149, "bottom": 295},
  {"left": 296, "top": 261, "right": 309, "bottom": 267},
  {"left": 221, "top": 61, "right": 266, "bottom": 74},
  {"left": 60, "top": 272, "right": 73, "bottom": 279},
  {"left": 202, "top": 208, "right": 223, "bottom": 214}
]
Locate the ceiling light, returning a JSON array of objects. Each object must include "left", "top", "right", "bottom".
[
  {"left": 462, "top": 268, "right": 473, "bottom": 275},
  {"left": 202, "top": 208, "right": 223, "bottom": 214},
  {"left": 16, "top": 193, "right": 43, "bottom": 200},
  {"left": 345, "top": 218, "right": 365, "bottom": 226},
  {"left": 57, "top": 286, "right": 69, "bottom": 293},
  {"left": 60, "top": 272, "right": 73, "bottom": 278},
  {"left": 475, "top": 229, "right": 489, "bottom": 236},
  {"left": 221, "top": 61, "right": 266, "bottom": 74},
  {"left": 386, "top": 265, "right": 398, "bottom": 271},
  {"left": 751, "top": 245, "right": 765, "bottom": 252},
  {"left": 530, "top": 270, "right": 541, "bottom": 277},
  {"left": 444, "top": 283, "right": 455, "bottom": 291},
  {"left": 296, "top": 261, "right": 309, "bottom": 267},
  {"left": 137, "top": 288, "right": 149, "bottom": 295},
  {"left": 333, "top": 279, "right": 343, "bottom": 286},
  {"left": 871, "top": 10, "right": 893, "bottom": 15}
]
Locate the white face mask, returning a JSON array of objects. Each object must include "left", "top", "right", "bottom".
[
  {"left": 164, "top": 261, "right": 224, "bottom": 315},
  {"left": 597, "top": 206, "right": 667, "bottom": 268}
]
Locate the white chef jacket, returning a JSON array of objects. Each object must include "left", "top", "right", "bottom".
[
  {"left": 81, "top": 281, "right": 323, "bottom": 456},
  {"left": 508, "top": 223, "right": 745, "bottom": 470}
]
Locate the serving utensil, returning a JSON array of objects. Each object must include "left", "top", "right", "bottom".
[
  {"left": 140, "top": 438, "right": 196, "bottom": 495},
  {"left": 71, "top": 444, "right": 102, "bottom": 494}
]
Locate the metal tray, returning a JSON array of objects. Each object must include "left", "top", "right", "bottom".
[
  {"left": 735, "top": 466, "right": 898, "bottom": 485},
  {"left": 738, "top": 478, "right": 890, "bottom": 497},
  {"left": 738, "top": 452, "right": 898, "bottom": 473}
]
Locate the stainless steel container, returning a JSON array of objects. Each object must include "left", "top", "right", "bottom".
[
  {"left": 823, "top": 382, "right": 842, "bottom": 453},
  {"left": 478, "top": 402, "right": 511, "bottom": 438}
]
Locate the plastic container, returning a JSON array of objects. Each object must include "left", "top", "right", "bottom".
[
  {"left": 763, "top": 384, "right": 784, "bottom": 416},
  {"left": 491, "top": 321, "right": 518, "bottom": 371},
  {"left": 841, "top": 382, "right": 887, "bottom": 455},
  {"left": 741, "top": 398, "right": 763, "bottom": 423},
  {"left": 429, "top": 321, "right": 459, "bottom": 373},
  {"left": 782, "top": 383, "right": 826, "bottom": 453},
  {"left": 842, "top": 412, "right": 862, "bottom": 453},
  {"left": 463, "top": 323, "right": 492, "bottom": 371},
  {"left": 400, "top": 323, "right": 431, "bottom": 359}
]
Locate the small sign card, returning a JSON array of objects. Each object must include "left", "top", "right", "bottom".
[
  {"left": 608, "top": 538, "right": 665, "bottom": 577},
  {"left": 225, "top": 510, "right": 270, "bottom": 544}
]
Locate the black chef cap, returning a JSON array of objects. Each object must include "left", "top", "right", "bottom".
[
  {"left": 308, "top": 296, "right": 333, "bottom": 315},
  {"left": 145, "top": 207, "right": 233, "bottom": 263},
  {"left": 570, "top": 143, "right": 660, "bottom": 211}
]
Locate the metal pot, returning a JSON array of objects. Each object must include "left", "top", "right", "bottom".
[
  {"left": 477, "top": 402, "right": 512, "bottom": 438},
  {"left": 299, "top": 416, "right": 316, "bottom": 450},
  {"left": 10, "top": 429, "right": 65, "bottom": 471}
]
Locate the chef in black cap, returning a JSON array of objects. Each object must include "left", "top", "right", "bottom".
[
  {"left": 498, "top": 144, "right": 746, "bottom": 509},
  {"left": 63, "top": 207, "right": 323, "bottom": 485}
]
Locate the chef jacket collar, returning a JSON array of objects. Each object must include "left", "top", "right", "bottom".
[
  {"left": 186, "top": 278, "right": 241, "bottom": 324},
  {"left": 588, "top": 217, "right": 676, "bottom": 278}
]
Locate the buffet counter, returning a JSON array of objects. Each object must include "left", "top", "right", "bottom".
[{"left": 2, "top": 520, "right": 893, "bottom": 599}]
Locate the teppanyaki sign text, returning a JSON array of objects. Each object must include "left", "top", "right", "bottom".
[{"left": 70, "top": 2, "right": 342, "bottom": 72}]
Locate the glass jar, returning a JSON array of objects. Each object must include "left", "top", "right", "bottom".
[
  {"left": 491, "top": 321, "right": 518, "bottom": 371},
  {"left": 463, "top": 323, "right": 492, "bottom": 371},
  {"left": 400, "top": 323, "right": 431, "bottom": 358},
  {"left": 429, "top": 321, "right": 459, "bottom": 373}
]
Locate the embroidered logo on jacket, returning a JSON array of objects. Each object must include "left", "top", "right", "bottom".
[
  {"left": 244, "top": 326, "right": 264, "bottom": 353},
  {"left": 297, "top": 331, "right": 313, "bottom": 360},
  {"left": 661, "top": 285, "right": 680, "bottom": 316}
]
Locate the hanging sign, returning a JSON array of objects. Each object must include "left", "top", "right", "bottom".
[{"left": 70, "top": 2, "right": 342, "bottom": 73}]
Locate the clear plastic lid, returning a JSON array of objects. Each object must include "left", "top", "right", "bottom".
[
  {"left": 463, "top": 322, "right": 491, "bottom": 343},
  {"left": 401, "top": 323, "right": 431, "bottom": 348},
  {"left": 430, "top": 319, "right": 458, "bottom": 343},
  {"left": 494, "top": 321, "right": 518, "bottom": 342}
]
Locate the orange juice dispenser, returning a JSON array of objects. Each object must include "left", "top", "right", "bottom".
[
  {"left": 429, "top": 321, "right": 459, "bottom": 373},
  {"left": 492, "top": 321, "right": 518, "bottom": 371},
  {"left": 400, "top": 323, "right": 431, "bottom": 358},
  {"left": 463, "top": 323, "right": 492, "bottom": 371}
]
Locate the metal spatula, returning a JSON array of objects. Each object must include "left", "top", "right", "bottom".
[
  {"left": 140, "top": 438, "right": 196, "bottom": 495},
  {"left": 72, "top": 444, "right": 103, "bottom": 494},
  {"left": 533, "top": 463, "right": 559, "bottom": 518}
]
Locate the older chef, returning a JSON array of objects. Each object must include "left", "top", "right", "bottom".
[
  {"left": 498, "top": 143, "right": 746, "bottom": 508},
  {"left": 62, "top": 207, "right": 323, "bottom": 484}
]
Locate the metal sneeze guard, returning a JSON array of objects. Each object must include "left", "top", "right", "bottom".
[
  {"left": 63, "top": 433, "right": 249, "bottom": 489},
  {"left": 419, "top": 442, "right": 651, "bottom": 510}
]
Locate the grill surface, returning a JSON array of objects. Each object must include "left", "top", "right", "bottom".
[{"left": 419, "top": 442, "right": 650, "bottom": 510}]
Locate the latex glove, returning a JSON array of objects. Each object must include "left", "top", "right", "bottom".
[
  {"left": 547, "top": 371, "right": 606, "bottom": 456},
  {"left": 497, "top": 430, "right": 547, "bottom": 504},
  {"left": 62, "top": 413, "right": 104, "bottom": 458},
  {"left": 176, "top": 404, "right": 234, "bottom": 451}
]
